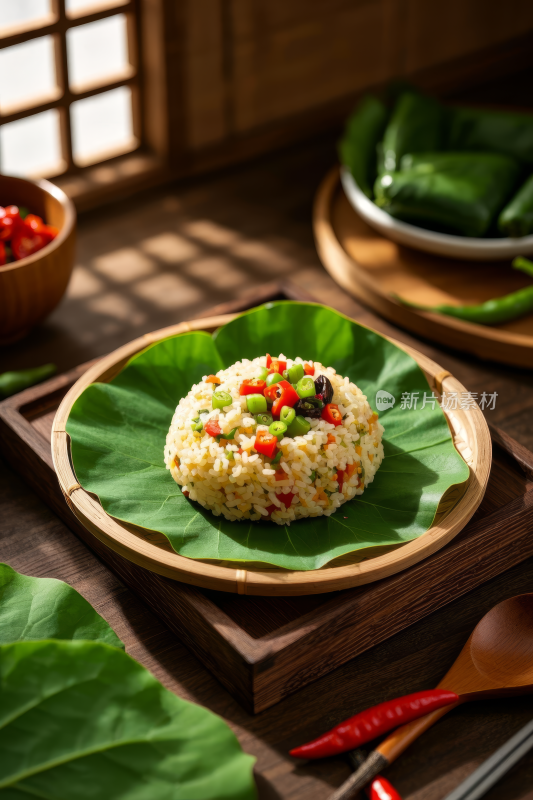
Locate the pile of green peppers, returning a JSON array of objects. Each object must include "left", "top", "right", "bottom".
[{"left": 340, "top": 90, "right": 533, "bottom": 238}]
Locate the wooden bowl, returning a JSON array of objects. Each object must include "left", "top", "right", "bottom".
[
  {"left": 0, "top": 175, "right": 76, "bottom": 344},
  {"left": 52, "top": 313, "right": 491, "bottom": 596}
]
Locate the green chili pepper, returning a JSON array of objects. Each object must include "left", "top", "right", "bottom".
[
  {"left": 224, "top": 427, "right": 238, "bottom": 440},
  {"left": 212, "top": 390, "right": 232, "bottom": 410},
  {"left": 394, "top": 257, "right": 533, "bottom": 325},
  {"left": 269, "top": 450, "right": 283, "bottom": 465},
  {"left": 257, "top": 367, "right": 269, "bottom": 381},
  {"left": 199, "top": 408, "right": 210, "bottom": 416},
  {"left": 375, "top": 152, "right": 520, "bottom": 238},
  {"left": 255, "top": 411, "right": 273, "bottom": 426},
  {"left": 225, "top": 449, "right": 235, "bottom": 461},
  {"left": 338, "top": 95, "right": 389, "bottom": 197},
  {"left": 280, "top": 406, "right": 296, "bottom": 426},
  {"left": 286, "top": 416, "right": 311, "bottom": 438},
  {"left": 246, "top": 393, "right": 267, "bottom": 414},
  {"left": 296, "top": 376, "right": 315, "bottom": 398},
  {"left": 266, "top": 372, "right": 283, "bottom": 387},
  {"left": 498, "top": 174, "right": 533, "bottom": 237},
  {"left": 310, "top": 470, "right": 317, "bottom": 482},
  {"left": 191, "top": 419, "right": 203, "bottom": 432},
  {"left": 0, "top": 363, "right": 56, "bottom": 399},
  {"left": 288, "top": 363, "right": 305, "bottom": 384},
  {"left": 269, "top": 420, "right": 287, "bottom": 441},
  {"left": 448, "top": 106, "right": 533, "bottom": 165},
  {"left": 282, "top": 369, "right": 290, "bottom": 380},
  {"left": 380, "top": 91, "right": 446, "bottom": 175}
]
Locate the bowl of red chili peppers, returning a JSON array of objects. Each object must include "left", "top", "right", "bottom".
[{"left": 0, "top": 174, "right": 76, "bottom": 344}]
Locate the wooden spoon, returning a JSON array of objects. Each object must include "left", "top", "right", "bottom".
[{"left": 329, "top": 593, "right": 533, "bottom": 800}]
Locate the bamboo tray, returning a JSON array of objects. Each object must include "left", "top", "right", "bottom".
[
  {"left": 51, "top": 297, "right": 490, "bottom": 596},
  {"left": 314, "top": 167, "right": 533, "bottom": 369},
  {"left": 2, "top": 284, "right": 533, "bottom": 712}
]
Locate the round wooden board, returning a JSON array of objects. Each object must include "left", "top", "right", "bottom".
[
  {"left": 52, "top": 313, "right": 491, "bottom": 596},
  {"left": 314, "top": 167, "right": 533, "bottom": 369}
]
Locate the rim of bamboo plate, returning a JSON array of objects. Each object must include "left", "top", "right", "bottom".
[{"left": 51, "top": 311, "right": 491, "bottom": 596}]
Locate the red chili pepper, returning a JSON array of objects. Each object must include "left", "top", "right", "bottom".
[
  {"left": 182, "top": 490, "right": 190, "bottom": 498},
  {"left": 264, "top": 384, "right": 279, "bottom": 404},
  {"left": 367, "top": 776, "right": 402, "bottom": 800},
  {"left": 269, "top": 358, "right": 287, "bottom": 374},
  {"left": 0, "top": 241, "right": 6, "bottom": 266},
  {"left": 265, "top": 504, "right": 278, "bottom": 516},
  {"left": 321, "top": 403, "right": 343, "bottom": 427},
  {"left": 266, "top": 354, "right": 272, "bottom": 368},
  {"left": 254, "top": 431, "right": 278, "bottom": 459},
  {"left": 11, "top": 229, "right": 50, "bottom": 260},
  {"left": 0, "top": 206, "right": 21, "bottom": 242},
  {"left": 272, "top": 380, "right": 300, "bottom": 416},
  {"left": 336, "top": 468, "right": 345, "bottom": 492},
  {"left": 289, "top": 689, "right": 459, "bottom": 759},
  {"left": 277, "top": 491, "right": 295, "bottom": 508},
  {"left": 240, "top": 378, "right": 267, "bottom": 396},
  {"left": 204, "top": 420, "right": 222, "bottom": 437},
  {"left": 24, "top": 214, "right": 57, "bottom": 243},
  {"left": 304, "top": 363, "right": 315, "bottom": 376}
]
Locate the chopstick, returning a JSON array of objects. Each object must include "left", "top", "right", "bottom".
[{"left": 443, "top": 718, "right": 533, "bottom": 800}]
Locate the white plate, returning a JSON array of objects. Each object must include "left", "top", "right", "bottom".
[{"left": 340, "top": 166, "right": 533, "bottom": 261}]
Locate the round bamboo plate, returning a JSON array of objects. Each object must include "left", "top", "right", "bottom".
[
  {"left": 52, "top": 313, "right": 491, "bottom": 596},
  {"left": 314, "top": 167, "right": 533, "bottom": 369}
]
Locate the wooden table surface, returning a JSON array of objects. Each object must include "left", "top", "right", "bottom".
[{"left": 2, "top": 125, "right": 533, "bottom": 799}]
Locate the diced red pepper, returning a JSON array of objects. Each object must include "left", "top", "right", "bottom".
[
  {"left": 182, "top": 490, "right": 190, "bottom": 498},
  {"left": 265, "top": 504, "right": 278, "bottom": 516},
  {"left": 266, "top": 354, "right": 272, "bottom": 368},
  {"left": 11, "top": 229, "right": 50, "bottom": 261},
  {"left": 205, "top": 420, "right": 222, "bottom": 437},
  {"left": 0, "top": 206, "right": 21, "bottom": 241},
  {"left": 240, "top": 378, "right": 267, "bottom": 396},
  {"left": 269, "top": 358, "right": 286, "bottom": 374},
  {"left": 304, "top": 363, "right": 315, "bottom": 376},
  {"left": 277, "top": 491, "right": 295, "bottom": 508},
  {"left": 24, "top": 214, "right": 57, "bottom": 243},
  {"left": 275, "top": 469, "right": 286, "bottom": 481},
  {"left": 336, "top": 468, "right": 345, "bottom": 492},
  {"left": 322, "top": 403, "right": 343, "bottom": 426},
  {"left": 0, "top": 241, "right": 5, "bottom": 266},
  {"left": 264, "top": 384, "right": 279, "bottom": 404},
  {"left": 272, "top": 380, "right": 300, "bottom": 416},
  {"left": 206, "top": 375, "right": 221, "bottom": 384},
  {"left": 254, "top": 431, "right": 278, "bottom": 459}
]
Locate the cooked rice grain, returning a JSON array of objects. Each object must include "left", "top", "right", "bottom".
[{"left": 164, "top": 355, "right": 384, "bottom": 525}]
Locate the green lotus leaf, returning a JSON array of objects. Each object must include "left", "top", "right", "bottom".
[
  {"left": 66, "top": 302, "right": 469, "bottom": 571},
  {"left": 0, "top": 640, "right": 256, "bottom": 799},
  {"left": 0, "top": 563, "right": 123, "bottom": 649}
]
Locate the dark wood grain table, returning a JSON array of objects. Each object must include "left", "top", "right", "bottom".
[{"left": 2, "top": 128, "right": 533, "bottom": 799}]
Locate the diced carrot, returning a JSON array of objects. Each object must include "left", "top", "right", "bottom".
[
  {"left": 370, "top": 413, "right": 379, "bottom": 423},
  {"left": 206, "top": 375, "right": 221, "bottom": 384},
  {"left": 368, "top": 453, "right": 374, "bottom": 462},
  {"left": 346, "top": 463, "right": 356, "bottom": 478},
  {"left": 173, "top": 455, "right": 180, "bottom": 468},
  {"left": 355, "top": 445, "right": 362, "bottom": 456},
  {"left": 275, "top": 470, "right": 286, "bottom": 481},
  {"left": 182, "top": 490, "right": 189, "bottom": 498},
  {"left": 327, "top": 433, "right": 336, "bottom": 445}
]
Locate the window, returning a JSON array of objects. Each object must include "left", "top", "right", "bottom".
[{"left": 0, "top": 0, "right": 140, "bottom": 179}]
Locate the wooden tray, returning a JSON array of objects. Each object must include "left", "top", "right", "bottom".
[
  {"left": 2, "top": 283, "right": 533, "bottom": 714},
  {"left": 314, "top": 167, "right": 533, "bottom": 369},
  {"left": 50, "top": 298, "right": 490, "bottom": 596}
]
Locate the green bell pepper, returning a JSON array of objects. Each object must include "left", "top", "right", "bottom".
[
  {"left": 379, "top": 91, "right": 446, "bottom": 175},
  {"left": 338, "top": 95, "right": 388, "bottom": 197},
  {"left": 374, "top": 152, "right": 520, "bottom": 237},
  {"left": 449, "top": 107, "right": 533, "bottom": 165},
  {"left": 498, "top": 174, "right": 533, "bottom": 237}
]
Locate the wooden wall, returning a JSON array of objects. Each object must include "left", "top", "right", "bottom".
[{"left": 177, "top": 0, "right": 533, "bottom": 153}]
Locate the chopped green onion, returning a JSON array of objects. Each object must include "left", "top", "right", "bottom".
[
  {"left": 286, "top": 415, "right": 311, "bottom": 437},
  {"left": 269, "top": 420, "right": 287, "bottom": 440},
  {"left": 288, "top": 363, "right": 305, "bottom": 384},
  {"left": 199, "top": 408, "right": 210, "bottom": 416},
  {"left": 212, "top": 390, "right": 232, "bottom": 410},
  {"left": 225, "top": 449, "right": 235, "bottom": 461},
  {"left": 266, "top": 372, "right": 283, "bottom": 387},
  {"left": 296, "top": 376, "right": 315, "bottom": 398},
  {"left": 191, "top": 419, "right": 203, "bottom": 432},
  {"left": 246, "top": 393, "right": 267, "bottom": 414},
  {"left": 225, "top": 427, "right": 238, "bottom": 440},
  {"left": 270, "top": 450, "right": 282, "bottom": 464},
  {"left": 310, "top": 470, "right": 317, "bottom": 481},
  {"left": 280, "top": 406, "right": 296, "bottom": 426},
  {"left": 255, "top": 411, "right": 273, "bottom": 426}
]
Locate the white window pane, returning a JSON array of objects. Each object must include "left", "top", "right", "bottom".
[
  {"left": 0, "top": 0, "right": 50, "bottom": 32},
  {"left": 0, "top": 110, "right": 63, "bottom": 178},
  {"left": 66, "top": 0, "right": 127, "bottom": 17},
  {"left": 0, "top": 37, "right": 57, "bottom": 113},
  {"left": 67, "top": 15, "right": 129, "bottom": 91},
  {"left": 71, "top": 86, "right": 135, "bottom": 166}
]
